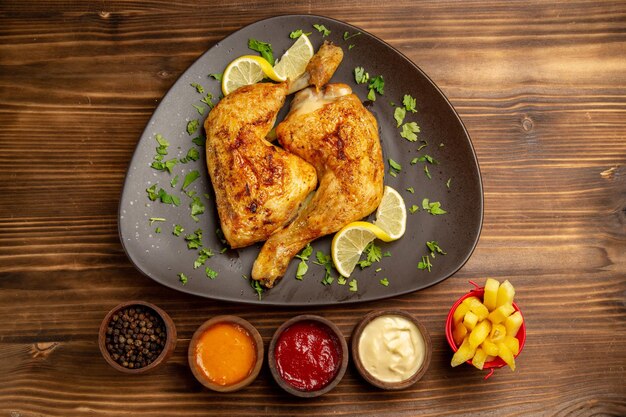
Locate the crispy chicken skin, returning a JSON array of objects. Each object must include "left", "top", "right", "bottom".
[
  {"left": 252, "top": 84, "right": 385, "bottom": 287},
  {"left": 204, "top": 82, "right": 317, "bottom": 248}
]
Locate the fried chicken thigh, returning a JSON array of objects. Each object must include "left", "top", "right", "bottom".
[
  {"left": 204, "top": 42, "right": 344, "bottom": 249},
  {"left": 252, "top": 84, "right": 385, "bottom": 287},
  {"left": 204, "top": 82, "right": 317, "bottom": 248}
]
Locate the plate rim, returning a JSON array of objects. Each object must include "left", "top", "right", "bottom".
[{"left": 117, "top": 14, "right": 484, "bottom": 306}]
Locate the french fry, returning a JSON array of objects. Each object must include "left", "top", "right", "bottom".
[
  {"left": 490, "top": 324, "right": 507, "bottom": 343},
  {"left": 497, "top": 342, "right": 516, "bottom": 371},
  {"left": 483, "top": 278, "right": 500, "bottom": 311},
  {"left": 453, "top": 323, "right": 468, "bottom": 346},
  {"left": 505, "top": 311, "right": 523, "bottom": 338},
  {"left": 496, "top": 279, "right": 515, "bottom": 308},
  {"left": 469, "top": 319, "right": 491, "bottom": 348},
  {"left": 451, "top": 337, "right": 476, "bottom": 367},
  {"left": 481, "top": 338, "right": 499, "bottom": 356},
  {"left": 467, "top": 298, "right": 489, "bottom": 321},
  {"left": 504, "top": 336, "right": 520, "bottom": 356},
  {"left": 488, "top": 303, "right": 515, "bottom": 324},
  {"left": 472, "top": 348, "right": 488, "bottom": 370},
  {"left": 463, "top": 311, "right": 478, "bottom": 331}
]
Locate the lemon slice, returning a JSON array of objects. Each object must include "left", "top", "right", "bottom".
[
  {"left": 273, "top": 34, "right": 314, "bottom": 81},
  {"left": 221, "top": 55, "right": 286, "bottom": 96},
  {"left": 374, "top": 186, "right": 407, "bottom": 240},
  {"left": 331, "top": 221, "right": 392, "bottom": 278}
]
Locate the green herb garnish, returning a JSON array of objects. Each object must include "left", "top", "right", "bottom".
[
  {"left": 192, "top": 136, "right": 204, "bottom": 147},
  {"left": 349, "top": 279, "right": 358, "bottom": 292},
  {"left": 205, "top": 267, "right": 218, "bottom": 280},
  {"left": 357, "top": 241, "right": 383, "bottom": 269},
  {"left": 424, "top": 165, "right": 431, "bottom": 179},
  {"left": 295, "top": 243, "right": 313, "bottom": 280},
  {"left": 173, "top": 224, "right": 184, "bottom": 236},
  {"left": 248, "top": 38, "right": 274, "bottom": 65},
  {"left": 249, "top": 277, "right": 263, "bottom": 300},
  {"left": 426, "top": 241, "right": 447, "bottom": 257},
  {"left": 343, "top": 31, "right": 361, "bottom": 40},
  {"left": 446, "top": 178, "right": 452, "bottom": 189},
  {"left": 394, "top": 107, "right": 406, "bottom": 127},
  {"left": 182, "top": 170, "right": 200, "bottom": 190},
  {"left": 403, "top": 94, "right": 417, "bottom": 113},
  {"left": 418, "top": 255, "right": 432, "bottom": 272},
  {"left": 388, "top": 158, "right": 402, "bottom": 177},
  {"left": 170, "top": 175, "right": 179, "bottom": 187},
  {"left": 337, "top": 276, "right": 347, "bottom": 285},
  {"left": 422, "top": 198, "right": 447, "bottom": 215},
  {"left": 209, "top": 73, "right": 223, "bottom": 81},
  {"left": 314, "top": 251, "right": 335, "bottom": 286},
  {"left": 400, "top": 122, "right": 420, "bottom": 142},
  {"left": 313, "top": 24, "right": 331, "bottom": 37},
  {"left": 380, "top": 278, "right": 390, "bottom": 287},
  {"left": 146, "top": 184, "right": 180, "bottom": 206},
  {"left": 184, "top": 229, "right": 203, "bottom": 249},
  {"left": 201, "top": 93, "right": 214, "bottom": 108},
  {"left": 406, "top": 187, "right": 414, "bottom": 194},
  {"left": 194, "top": 247, "right": 214, "bottom": 269},
  {"left": 417, "top": 141, "right": 428, "bottom": 151},
  {"left": 289, "top": 29, "right": 311, "bottom": 39},
  {"left": 190, "top": 196, "right": 205, "bottom": 221},
  {"left": 192, "top": 104, "right": 205, "bottom": 115},
  {"left": 155, "top": 227, "right": 161, "bottom": 233},
  {"left": 367, "top": 88, "right": 376, "bottom": 101},
  {"left": 149, "top": 217, "right": 166, "bottom": 225},
  {"left": 190, "top": 83, "right": 205, "bottom": 94},
  {"left": 409, "top": 204, "right": 419, "bottom": 214},
  {"left": 187, "top": 120, "right": 199, "bottom": 135},
  {"left": 178, "top": 272, "right": 188, "bottom": 285},
  {"left": 354, "top": 67, "right": 369, "bottom": 84}
]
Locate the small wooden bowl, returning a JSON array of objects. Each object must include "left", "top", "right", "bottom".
[
  {"left": 98, "top": 300, "right": 177, "bottom": 374},
  {"left": 268, "top": 315, "right": 348, "bottom": 398},
  {"left": 351, "top": 309, "right": 432, "bottom": 390},
  {"left": 188, "top": 315, "right": 263, "bottom": 392}
]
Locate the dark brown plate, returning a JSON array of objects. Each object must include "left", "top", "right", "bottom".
[{"left": 118, "top": 15, "right": 483, "bottom": 305}]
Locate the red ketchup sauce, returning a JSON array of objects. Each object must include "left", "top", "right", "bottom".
[{"left": 274, "top": 320, "right": 342, "bottom": 391}]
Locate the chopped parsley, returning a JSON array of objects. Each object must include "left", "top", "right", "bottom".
[
  {"left": 337, "top": 276, "right": 347, "bottom": 285},
  {"left": 410, "top": 157, "right": 419, "bottom": 165},
  {"left": 146, "top": 184, "right": 180, "bottom": 206},
  {"left": 418, "top": 255, "right": 432, "bottom": 272},
  {"left": 343, "top": 31, "right": 361, "bottom": 40},
  {"left": 248, "top": 38, "right": 274, "bottom": 65},
  {"left": 194, "top": 247, "right": 214, "bottom": 269},
  {"left": 388, "top": 158, "right": 402, "bottom": 177},
  {"left": 205, "top": 267, "right": 218, "bottom": 280},
  {"left": 357, "top": 241, "right": 383, "bottom": 269},
  {"left": 151, "top": 158, "right": 178, "bottom": 173},
  {"left": 369, "top": 75, "right": 385, "bottom": 95},
  {"left": 201, "top": 93, "right": 214, "bottom": 108},
  {"left": 182, "top": 170, "right": 200, "bottom": 190},
  {"left": 148, "top": 217, "right": 166, "bottom": 225},
  {"left": 249, "top": 277, "right": 263, "bottom": 300},
  {"left": 403, "top": 94, "right": 418, "bottom": 113},
  {"left": 215, "top": 228, "right": 227, "bottom": 245},
  {"left": 422, "top": 198, "right": 447, "bottom": 215},
  {"left": 190, "top": 196, "right": 205, "bottom": 221},
  {"left": 180, "top": 148, "right": 200, "bottom": 163},
  {"left": 295, "top": 243, "right": 313, "bottom": 280},
  {"left": 192, "top": 136, "right": 205, "bottom": 147},
  {"left": 415, "top": 154, "right": 437, "bottom": 164},
  {"left": 172, "top": 224, "right": 184, "bottom": 236},
  {"left": 192, "top": 104, "right": 205, "bottom": 115},
  {"left": 409, "top": 204, "right": 419, "bottom": 214},
  {"left": 367, "top": 88, "right": 376, "bottom": 101},
  {"left": 424, "top": 165, "right": 431, "bottom": 179},
  {"left": 375, "top": 267, "right": 382, "bottom": 273},
  {"left": 314, "top": 251, "right": 335, "bottom": 286},
  {"left": 394, "top": 107, "right": 406, "bottom": 127},
  {"left": 426, "top": 241, "right": 447, "bottom": 257},
  {"left": 186, "top": 120, "right": 200, "bottom": 135},
  {"left": 184, "top": 228, "right": 203, "bottom": 249},
  {"left": 170, "top": 175, "right": 179, "bottom": 187},
  {"left": 417, "top": 141, "right": 428, "bottom": 151},
  {"left": 289, "top": 29, "right": 311, "bottom": 39},
  {"left": 446, "top": 178, "right": 452, "bottom": 189},
  {"left": 400, "top": 122, "right": 420, "bottom": 142},
  {"left": 178, "top": 272, "right": 188, "bottom": 285},
  {"left": 406, "top": 187, "right": 415, "bottom": 194},
  {"left": 349, "top": 279, "right": 358, "bottom": 292},
  {"left": 348, "top": 44, "right": 355, "bottom": 50},
  {"left": 155, "top": 227, "right": 161, "bottom": 233},
  {"left": 354, "top": 67, "right": 369, "bottom": 84},
  {"left": 190, "top": 83, "right": 204, "bottom": 94},
  {"left": 380, "top": 278, "right": 390, "bottom": 287},
  {"left": 209, "top": 73, "right": 223, "bottom": 81},
  {"left": 313, "top": 24, "right": 331, "bottom": 37}
]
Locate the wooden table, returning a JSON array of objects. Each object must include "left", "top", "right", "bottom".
[{"left": 2, "top": 1, "right": 625, "bottom": 415}]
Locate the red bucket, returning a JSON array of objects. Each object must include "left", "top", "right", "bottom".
[{"left": 445, "top": 281, "right": 526, "bottom": 380}]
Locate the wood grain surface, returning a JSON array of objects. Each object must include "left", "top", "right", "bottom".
[{"left": 1, "top": 0, "right": 625, "bottom": 416}]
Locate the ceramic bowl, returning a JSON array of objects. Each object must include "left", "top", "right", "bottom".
[
  {"left": 188, "top": 315, "right": 263, "bottom": 392},
  {"left": 98, "top": 300, "right": 177, "bottom": 374},
  {"left": 351, "top": 309, "right": 432, "bottom": 389}
]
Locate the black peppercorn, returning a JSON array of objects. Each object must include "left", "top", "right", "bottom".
[{"left": 104, "top": 305, "right": 167, "bottom": 370}]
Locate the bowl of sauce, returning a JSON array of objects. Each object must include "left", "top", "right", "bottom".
[
  {"left": 351, "top": 310, "right": 431, "bottom": 390},
  {"left": 188, "top": 315, "right": 263, "bottom": 392},
  {"left": 269, "top": 315, "right": 348, "bottom": 397}
]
